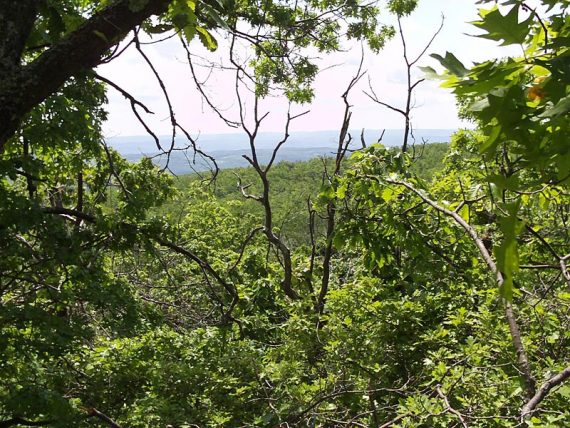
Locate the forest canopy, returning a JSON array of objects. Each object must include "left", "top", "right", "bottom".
[{"left": 0, "top": 0, "right": 569, "bottom": 427}]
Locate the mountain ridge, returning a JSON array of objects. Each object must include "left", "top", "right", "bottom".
[{"left": 108, "top": 129, "right": 456, "bottom": 174}]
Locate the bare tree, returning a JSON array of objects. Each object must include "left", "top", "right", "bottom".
[{"left": 365, "top": 15, "right": 444, "bottom": 153}]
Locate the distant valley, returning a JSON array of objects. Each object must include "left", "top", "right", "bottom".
[{"left": 107, "top": 129, "right": 455, "bottom": 174}]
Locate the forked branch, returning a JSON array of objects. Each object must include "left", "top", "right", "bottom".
[
  {"left": 316, "top": 54, "right": 365, "bottom": 315},
  {"left": 364, "top": 15, "right": 443, "bottom": 153},
  {"left": 232, "top": 58, "right": 305, "bottom": 300}
]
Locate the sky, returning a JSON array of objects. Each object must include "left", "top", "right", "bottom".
[{"left": 99, "top": 0, "right": 520, "bottom": 138}]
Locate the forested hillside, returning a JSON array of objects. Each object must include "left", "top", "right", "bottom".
[
  {"left": 1, "top": 0, "right": 569, "bottom": 427},
  {"left": 165, "top": 143, "right": 449, "bottom": 246}
]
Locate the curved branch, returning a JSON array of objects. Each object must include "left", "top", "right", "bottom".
[
  {"left": 40, "top": 206, "right": 238, "bottom": 304},
  {"left": 436, "top": 386, "right": 469, "bottom": 428},
  {"left": 87, "top": 408, "right": 123, "bottom": 428},
  {"left": 0, "top": 417, "right": 52, "bottom": 428}
]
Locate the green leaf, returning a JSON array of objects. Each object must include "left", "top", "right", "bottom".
[
  {"left": 197, "top": 27, "right": 218, "bottom": 51},
  {"left": 540, "top": 95, "right": 570, "bottom": 118},
  {"left": 381, "top": 187, "right": 395, "bottom": 202},
  {"left": 495, "top": 202, "right": 524, "bottom": 300},
  {"left": 201, "top": 3, "right": 230, "bottom": 30},
  {"left": 419, "top": 66, "right": 444, "bottom": 80},
  {"left": 336, "top": 184, "right": 347, "bottom": 199},
  {"left": 479, "top": 124, "right": 501, "bottom": 153},
  {"left": 471, "top": 5, "right": 533, "bottom": 46},
  {"left": 430, "top": 52, "right": 468, "bottom": 77}
]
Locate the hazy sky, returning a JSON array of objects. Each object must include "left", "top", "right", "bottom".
[{"left": 99, "top": 0, "right": 520, "bottom": 138}]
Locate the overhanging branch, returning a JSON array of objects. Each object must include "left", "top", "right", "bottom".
[{"left": 0, "top": 0, "right": 171, "bottom": 150}]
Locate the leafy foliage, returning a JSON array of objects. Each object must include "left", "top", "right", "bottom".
[{"left": 1, "top": 0, "right": 570, "bottom": 426}]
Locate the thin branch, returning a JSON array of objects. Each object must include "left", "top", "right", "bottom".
[
  {"left": 521, "top": 3, "right": 549, "bottom": 51},
  {"left": 41, "top": 206, "right": 238, "bottom": 308},
  {"left": 526, "top": 224, "right": 570, "bottom": 290},
  {"left": 378, "top": 414, "right": 409, "bottom": 428},
  {"left": 0, "top": 417, "right": 52, "bottom": 427},
  {"left": 94, "top": 71, "right": 163, "bottom": 151},
  {"left": 409, "top": 14, "right": 445, "bottom": 66},
  {"left": 364, "top": 82, "right": 406, "bottom": 116},
  {"left": 133, "top": 31, "right": 219, "bottom": 177},
  {"left": 266, "top": 108, "right": 310, "bottom": 171},
  {"left": 87, "top": 408, "right": 123, "bottom": 428},
  {"left": 134, "top": 30, "right": 176, "bottom": 153},
  {"left": 181, "top": 37, "right": 240, "bottom": 128},
  {"left": 365, "top": 14, "right": 443, "bottom": 153},
  {"left": 94, "top": 72, "right": 154, "bottom": 114},
  {"left": 231, "top": 52, "right": 299, "bottom": 300},
  {"left": 436, "top": 386, "right": 469, "bottom": 428},
  {"left": 229, "top": 227, "right": 264, "bottom": 272}
]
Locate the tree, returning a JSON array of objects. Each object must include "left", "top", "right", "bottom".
[
  {"left": 0, "top": 0, "right": 396, "bottom": 148},
  {"left": 0, "top": 0, "right": 170, "bottom": 147}
]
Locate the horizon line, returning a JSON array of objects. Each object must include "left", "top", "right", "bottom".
[{"left": 105, "top": 128, "right": 461, "bottom": 139}]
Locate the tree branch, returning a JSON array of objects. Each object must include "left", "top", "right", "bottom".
[
  {"left": 317, "top": 55, "right": 364, "bottom": 315},
  {"left": 0, "top": 0, "right": 39, "bottom": 76},
  {"left": 521, "top": 367, "right": 570, "bottom": 420},
  {"left": 436, "top": 385, "right": 468, "bottom": 428},
  {"left": 0, "top": 417, "right": 52, "bottom": 428},
  {"left": 40, "top": 206, "right": 238, "bottom": 305},
  {"left": 87, "top": 408, "right": 123, "bottom": 428}
]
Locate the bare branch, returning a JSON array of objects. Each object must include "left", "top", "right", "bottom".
[
  {"left": 409, "top": 14, "right": 445, "bottom": 67},
  {"left": 40, "top": 206, "right": 238, "bottom": 309},
  {"left": 365, "top": 15, "right": 443, "bottom": 153},
  {"left": 134, "top": 30, "right": 176, "bottom": 153},
  {"left": 181, "top": 37, "right": 240, "bottom": 129},
  {"left": 95, "top": 71, "right": 162, "bottom": 149},
  {"left": 266, "top": 108, "right": 310, "bottom": 171},
  {"left": 316, "top": 52, "right": 365, "bottom": 315},
  {"left": 364, "top": 81, "right": 406, "bottom": 116},
  {"left": 87, "top": 408, "right": 123, "bottom": 428},
  {"left": 94, "top": 72, "right": 154, "bottom": 114},
  {"left": 229, "top": 227, "right": 264, "bottom": 272},
  {"left": 236, "top": 174, "right": 262, "bottom": 202}
]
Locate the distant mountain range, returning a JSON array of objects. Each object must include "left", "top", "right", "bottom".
[{"left": 107, "top": 129, "right": 455, "bottom": 175}]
